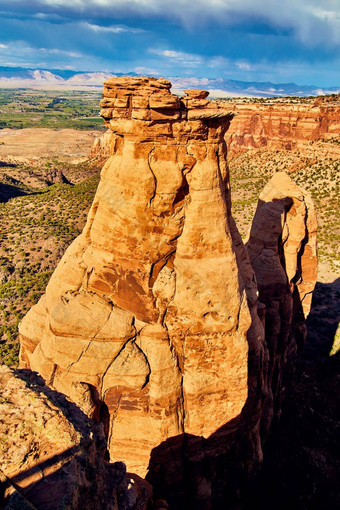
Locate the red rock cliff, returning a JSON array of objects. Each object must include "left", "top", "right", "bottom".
[{"left": 226, "top": 97, "right": 340, "bottom": 153}]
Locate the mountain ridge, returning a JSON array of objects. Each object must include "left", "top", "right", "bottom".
[{"left": 0, "top": 66, "right": 339, "bottom": 97}]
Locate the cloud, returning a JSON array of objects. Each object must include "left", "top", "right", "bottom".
[
  {"left": 38, "top": 48, "right": 83, "bottom": 57},
  {"left": 82, "top": 22, "right": 144, "bottom": 34},
  {"left": 4, "top": 1, "right": 339, "bottom": 46},
  {"left": 149, "top": 48, "right": 203, "bottom": 66},
  {"left": 0, "top": 1, "right": 339, "bottom": 87},
  {"left": 236, "top": 62, "right": 251, "bottom": 71},
  {"left": 33, "top": 12, "right": 64, "bottom": 20},
  {"left": 0, "top": 40, "right": 84, "bottom": 64},
  {"left": 207, "top": 56, "right": 230, "bottom": 68},
  {"left": 134, "top": 65, "right": 160, "bottom": 75}
]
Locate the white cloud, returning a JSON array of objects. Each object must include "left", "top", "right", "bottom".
[
  {"left": 149, "top": 48, "right": 203, "bottom": 66},
  {"left": 82, "top": 22, "right": 144, "bottom": 34},
  {"left": 33, "top": 12, "right": 64, "bottom": 20},
  {"left": 0, "top": 41, "right": 84, "bottom": 60},
  {"left": 236, "top": 62, "right": 251, "bottom": 71},
  {"left": 150, "top": 50, "right": 256, "bottom": 74},
  {"left": 207, "top": 56, "right": 230, "bottom": 68},
  {"left": 38, "top": 47, "right": 83, "bottom": 57},
  {"left": 134, "top": 66, "right": 160, "bottom": 75}
]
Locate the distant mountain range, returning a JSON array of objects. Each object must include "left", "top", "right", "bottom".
[{"left": 0, "top": 66, "right": 339, "bottom": 98}]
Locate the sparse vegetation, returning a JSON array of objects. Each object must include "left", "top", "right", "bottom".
[
  {"left": 0, "top": 89, "right": 105, "bottom": 130},
  {"left": 0, "top": 91, "right": 339, "bottom": 367},
  {"left": 228, "top": 148, "right": 340, "bottom": 277},
  {"left": 0, "top": 168, "right": 99, "bottom": 366}
]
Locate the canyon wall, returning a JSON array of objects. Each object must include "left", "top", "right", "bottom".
[
  {"left": 226, "top": 98, "right": 340, "bottom": 154},
  {"left": 19, "top": 77, "right": 317, "bottom": 508}
]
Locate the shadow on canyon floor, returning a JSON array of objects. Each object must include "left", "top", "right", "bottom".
[
  {"left": 0, "top": 182, "right": 28, "bottom": 202},
  {"left": 245, "top": 278, "right": 340, "bottom": 510},
  {"left": 1, "top": 446, "right": 82, "bottom": 510},
  {"left": 2, "top": 267, "right": 338, "bottom": 507}
]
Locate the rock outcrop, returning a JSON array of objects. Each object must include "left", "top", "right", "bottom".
[
  {"left": 90, "top": 129, "right": 115, "bottom": 161},
  {"left": 226, "top": 97, "right": 340, "bottom": 154},
  {"left": 19, "top": 77, "right": 317, "bottom": 507},
  {"left": 246, "top": 172, "right": 318, "bottom": 432},
  {"left": 0, "top": 365, "right": 151, "bottom": 510},
  {"left": 44, "top": 166, "right": 70, "bottom": 186}
]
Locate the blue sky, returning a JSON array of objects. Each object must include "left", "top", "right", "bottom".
[{"left": 0, "top": 0, "right": 339, "bottom": 86}]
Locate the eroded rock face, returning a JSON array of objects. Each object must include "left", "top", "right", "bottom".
[
  {"left": 0, "top": 365, "right": 151, "bottom": 510},
  {"left": 19, "top": 77, "right": 253, "bottom": 476},
  {"left": 226, "top": 98, "right": 340, "bottom": 153},
  {"left": 19, "top": 77, "right": 317, "bottom": 507},
  {"left": 246, "top": 172, "right": 318, "bottom": 429}
]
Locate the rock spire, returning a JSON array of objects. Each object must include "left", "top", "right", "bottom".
[{"left": 19, "top": 77, "right": 317, "bottom": 507}]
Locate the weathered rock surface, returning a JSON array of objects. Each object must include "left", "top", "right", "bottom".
[
  {"left": 90, "top": 129, "right": 115, "bottom": 160},
  {"left": 226, "top": 98, "right": 340, "bottom": 155},
  {"left": 0, "top": 364, "right": 151, "bottom": 510},
  {"left": 44, "top": 166, "right": 70, "bottom": 186},
  {"left": 246, "top": 172, "right": 318, "bottom": 436},
  {"left": 19, "top": 77, "right": 317, "bottom": 507}
]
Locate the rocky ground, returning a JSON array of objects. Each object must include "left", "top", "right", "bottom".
[
  {"left": 0, "top": 127, "right": 102, "bottom": 170},
  {"left": 0, "top": 365, "right": 149, "bottom": 510}
]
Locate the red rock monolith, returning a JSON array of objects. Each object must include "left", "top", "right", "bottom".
[{"left": 19, "top": 77, "right": 317, "bottom": 507}]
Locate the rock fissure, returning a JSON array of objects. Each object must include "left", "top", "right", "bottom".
[
  {"left": 147, "top": 146, "right": 157, "bottom": 206},
  {"left": 65, "top": 340, "right": 92, "bottom": 373}
]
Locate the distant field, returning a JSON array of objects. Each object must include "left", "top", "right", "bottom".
[{"left": 0, "top": 89, "right": 105, "bottom": 130}]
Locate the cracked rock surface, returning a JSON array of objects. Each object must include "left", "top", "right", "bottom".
[
  {"left": 0, "top": 365, "right": 150, "bottom": 510},
  {"left": 18, "top": 77, "right": 318, "bottom": 506}
]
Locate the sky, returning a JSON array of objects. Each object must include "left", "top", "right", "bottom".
[{"left": 0, "top": 0, "right": 339, "bottom": 86}]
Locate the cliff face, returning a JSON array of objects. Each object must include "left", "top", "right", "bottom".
[
  {"left": 19, "top": 77, "right": 317, "bottom": 507},
  {"left": 226, "top": 99, "right": 340, "bottom": 153}
]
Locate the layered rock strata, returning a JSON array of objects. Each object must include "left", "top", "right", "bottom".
[
  {"left": 19, "top": 77, "right": 317, "bottom": 507},
  {"left": 226, "top": 98, "right": 340, "bottom": 154}
]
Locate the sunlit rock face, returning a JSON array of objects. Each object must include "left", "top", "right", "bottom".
[
  {"left": 19, "top": 77, "right": 317, "bottom": 507},
  {"left": 19, "top": 77, "right": 252, "bottom": 472},
  {"left": 226, "top": 99, "right": 340, "bottom": 153}
]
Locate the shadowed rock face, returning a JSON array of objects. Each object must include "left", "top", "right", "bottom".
[
  {"left": 19, "top": 77, "right": 317, "bottom": 507},
  {"left": 246, "top": 172, "right": 318, "bottom": 427},
  {"left": 0, "top": 365, "right": 151, "bottom": 510}
]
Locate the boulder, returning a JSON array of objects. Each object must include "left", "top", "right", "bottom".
[{"left": 0, "top": 365, "right": 151, "bottom": 510}]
